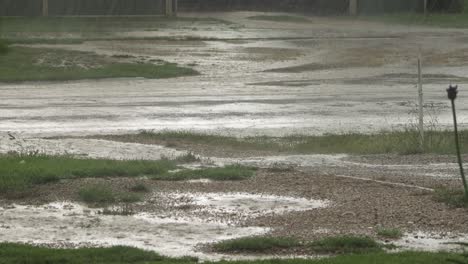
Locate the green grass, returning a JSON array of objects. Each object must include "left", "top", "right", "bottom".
[
  {"left": 0, "top": 47, "right": 197, "bottom": 82},
  {"left": 355, "top": 12, "right": 468, "bottom": 28},
  {"left": 0, "top": 154, "right": 177, "bottom": 194},
  {"left": 0, "top": 243, "right": 459, "bottom": 264},
  {"left": 309, "top": 236, "right": 384, "bottom": 254},
  {"left": 157, "top": 165, "right": 255, "bottom": 181},
  {"left": 213, "top": 237, "right": 301, "bottom": 253},
  {"left": 433, "top": 188, "right": 468, "bottom": 208},
  {"left": 130, "top": 183, "right": 151, "bottom": 193},
  {"left": 78, "top": 185, "right": 118, "bottom": 204},
  {"left": 0, "top": 16, "right": 230, "bottom": 33},
  {"left": 377, "top": 228, "right": 404, "bottom": 240},
  {"left": 100, "top": 129, "right": 468, "bottom": 155},
  {"left": 247, "top": 15, "right": 310, "bottom": 23},
  {"left": 0, "top": 39, "right": 8, "bottom": 54},
  {"left": 0, "top": 243, "right": 197, "bottom": 264}
]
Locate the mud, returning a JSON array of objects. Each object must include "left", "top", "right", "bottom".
[{"left": 0, "top": 192, "right": 327, "bottom": 260}]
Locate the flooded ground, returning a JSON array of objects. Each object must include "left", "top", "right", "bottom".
[
  {"left": 2, "top": 12, "right": 468, "bottom": 136},
  {"left": 1, "top": 12, "right": 468, "bottom": 259}
]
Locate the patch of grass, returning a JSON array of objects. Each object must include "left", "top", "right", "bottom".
[
  {"left": 79, "top": 185, "right": 142, "bottom": 206},
  {"left": 0, "top": 243, "right": 197, "bottom": 264},
  {"left": 0, "top": 39, "right": 8, "bottom": 54},
  {"left": 309, "top": 236, "right": 384, "bottom": 254},
  {"left": 0, "top": 243, "right": 459, "bottom": 264},
  {"left": 79, "top": 185, "right": 117, "bottom": 204},
  {"left": 0, "top": 47, "right": 197, "bottom": 82},
  {"left": 0, "top": 154, "right": 176, "bottom": 194},
  {"left": 213, "top": 236, "right": 301, "bottom": 253},
  {"left": 99, "top": 129, "right": 468, "bottom": 155},
  {"left": 0, "top": 16, "right": 231, "bottom": 34},
  {"left": 355, "top": 12, "right": 468, "bottom": 28},
  {"left": 158, "top": 165, "right": 255, "bottom": 181},
  {"left": 175, "top": 152, "right": 200, "bottom": 163},
  {"left": 248, "top": 15, "right": 310, "bottom": 23},
  {"left": 434, "top": 187, "right": 468, "bottom": 208},
  {"left": 377, "top": 228, "right": 404, "bottom": 240},
  {"left": 130, "top": 183, "right": 151, "bottom": 193}
]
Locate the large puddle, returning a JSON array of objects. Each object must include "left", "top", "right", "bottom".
[{"left": 0, "top": 192, "right": 328, "bottom": 260}]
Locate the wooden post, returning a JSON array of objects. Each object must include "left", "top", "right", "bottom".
[
  {"left": 42, "top": 0, "right": 49, "bottom": 17},
  {"left": 173, "top": 0, "right": 178, "bottom": 16},
  {"left": 423, "top": 0, "right": 428, "bottom": 15},
  {"left": 165, "top": 0, "right": 173, "bottom": 16},
  {"left": 418, "top": 55, "right": 424, "bottom": 151},
  {"left": 349, "top": 0, "right": 358, "bottom": 16}
]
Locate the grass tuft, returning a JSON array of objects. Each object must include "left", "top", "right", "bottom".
[
  {"left": 433, "top": 188, "right": 468, "bottom": 208},
  {"left": 78, "top": 185, "right": 117, "bottom": 205},
  {"left": 213, "top": 236, "right": 301, "bottom": 253},
  {"left": 377, "top": 228, "right": 404, "bottom": 240},
  {"left": 129, "top": 183, "right": 151, "bottom": 193},
  {"left": 158, "top": 165, "right": 255, "bottom": 181},
  {"left": 0, "top": 40, "right": 8, "bottom": 54},
  {"left": 309, "top": 236, "right": 384, "bottom": 254}
]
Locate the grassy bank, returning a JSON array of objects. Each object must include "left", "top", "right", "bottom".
[
  {"left": 0, "top": 16, "right": 230, "bottom": 33},
  {"left": 0, "top": 47, "right": 197, "bottom": 82},
  {"left": 98, "top": 130, "right": 468, "bottom": 155},
  {"left": 356, "top": 12, "right": 468, "bottom": 28},
  {"left": 0, "top": 155, "right": 176, "bottom": 193},
  {"left": 0, "top": 243, "right": 459, "bottom": 264}
]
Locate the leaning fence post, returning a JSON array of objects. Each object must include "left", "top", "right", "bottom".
[
  {"left": 447, "top": 85, "right": 468, "bottom": 199},
  {"left": 42, "top": 0, "right": 49, "bottom": 17}
]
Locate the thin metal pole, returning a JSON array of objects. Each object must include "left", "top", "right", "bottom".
[{"left": 451, "top": 99, "right": 468, "bottom": 198}]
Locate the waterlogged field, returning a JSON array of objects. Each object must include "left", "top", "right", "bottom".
[{"left": 1, "top": 11, "right": 468, "bottom": 264}]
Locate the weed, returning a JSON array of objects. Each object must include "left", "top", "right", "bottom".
[
  {"left": 213, "top": 236, "right": 301, "bottom": 253},
  {"left": 129, "top": 183, "right": 150, "bottom": 193},
  {"left": 79, "top": 185, "right": 116, "bottom": 205},
  {"left": 175, "top": 152, "right": 200, "bottom": 163},
  {"left": 309, "top": 236, "right": 384, "bottom": 254},
  {"left": 434, "top": 188, "right": 468, "bottom": 208},
  {"left": 0, "top": 39, "right": 8, "bottom": 54},
  {"left": 377, "top": 228, "right": 404, "bottom": 240}
]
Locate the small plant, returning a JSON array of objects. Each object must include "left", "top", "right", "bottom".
[
  {"left": 129, "top": 183, "right": 150, "bottom": 193},
  {"left": 0, "top": 40, "right": 8, "bottom": 55},
  {"left": 175, "top": 152, "right": 200, "bottom": 163},
  {"left": 377, "top": 228, "right": 403, "bottom": 239},
  {"left": 78, "top": 185, "right": 116, "bottom": 205},
  {"left": 434, "top": 187, "right": 468, "bottom": 208},
  {"left": 309, "top": 236, "right": 384, "bottom": 254},
  {"left": 213, "top": 236, "right": 301, "bottom": 253}
]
